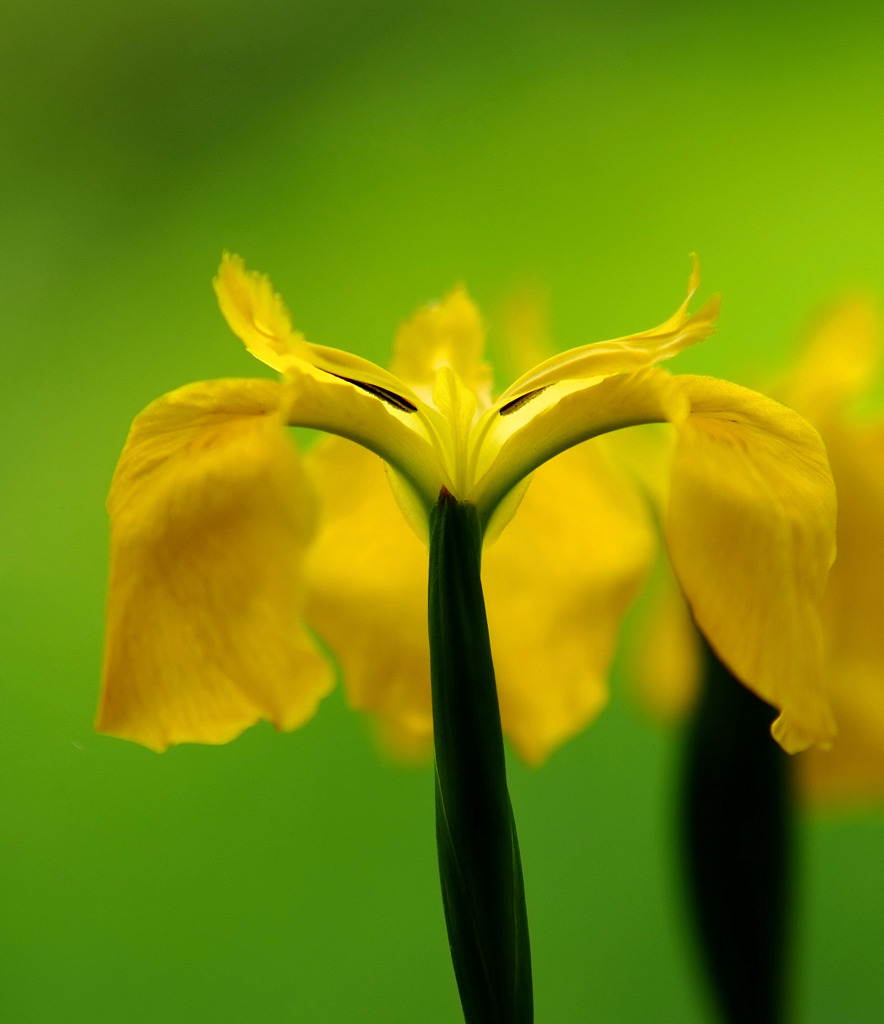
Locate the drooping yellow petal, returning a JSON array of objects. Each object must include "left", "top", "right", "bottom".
[
  {"left": 664, "top": 376, "right": 837, "bottom": 753},
  {"left": 304, "top": 432, "right": 656, "bottom": 766},
  {"left": 471, "top": 366, "right": 689, "bottom": 530},
  {"left": 799, "top": 662, "right": 884, "bottom": 804},
  {"left": 796, "top": 418, "right": 884, "bottom": 800},
  {"left": 214, "top": 253, "right": 311, "bottom": 372},
  {"left": 390, "top": 287, "right": 493, "bottom": 407},
  {"left": 819, "top": 420, "right": 884, "bottom": 671},
  {"left": 302, "top": 435, "right": 433, "bottom": 759},
  {"left": 769, "top": 298, "right": 884, "bottom": 797},
  {"left": 483, "top": 441, "right": 657, "bottom": 764},
  {"left": 98, "top": 378, "right": 334, "bottom": 751},
  {"left": 495, "top": 257, "right": 719, "bottom": 406}
]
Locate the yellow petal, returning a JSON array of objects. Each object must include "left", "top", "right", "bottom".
[
  {"left": 304, "top": 433, "right": 656, "bottom": 765},
  {"left": 98, "top": 379, "right": 334, "bottom": 751},
  {"left": 390, "top": 287, "right": 493, "bottom": 406},
  {"left": 432, "top": 364, "right": 479, "bottom": 495},
  {"left": 664, "top": 376, "right": 837, "bottom": 753},
  {"left": 305, "top": 342, "right": 428, "bottom": 409},
  {"left": 799, "top": 661, "right": 884, "bottom": 805},
  {"left": 820, "top": 420, "right": 884, "bottom": 670},
  {"left": 471, "top": 366, "right": 689, "bottom": 530},
  {"left": 483, "top": 441, "right": 656, "bottom": 764},
  {"left": 627, "top": 564, "right": 703, "bottom": 723},
  {"left": 282, "top": 361, "right": 446, "bottom": 522},
  {"left": 302, "top": 435, "right": 433, "bottom": 759},
  {"left": 496, "top": 256, "right": 719, "bottom": 405},
  {"left": 215, "top": 254, "right": 427, "bottom": 410},
  {"left": 783, "top": 295, "right": 880, "bottom": 415},
  {"left": 796, "top": 419, "right": 884, "bottom": 801},
  {"left": 499, "top": 284, "right": 553, "bottom": 379},
  {"left": 213, "top": 253, "right": 311, "bottom": 371},
  {"left": 215, "top": 257, "right": 448, "bottom": 526}
]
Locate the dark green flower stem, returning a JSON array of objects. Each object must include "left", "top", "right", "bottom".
[
  {"left": 428, "top": 490, "right": 533, "bottom": 1024},
  {"left": 679, "top": 636, "right": 794, "bottom": 1024}
]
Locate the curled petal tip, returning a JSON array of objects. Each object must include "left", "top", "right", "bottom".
[
  {"left": 771, "top": 710, "right": 837, "bottom": 755},
  {"left": 213, "top": 253, "right": 309, "bottom": 373},
  {"left": 687, "top": 252, "right": 700, "bottom": 291}
]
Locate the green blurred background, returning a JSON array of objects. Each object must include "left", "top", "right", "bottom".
[{"left": 3, "top": 1, "right": 884, "bottom": 1020}]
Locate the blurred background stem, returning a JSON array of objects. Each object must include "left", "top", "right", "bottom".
[{"left": 679, "top": 636, "right": 794, "bottom": 1024}]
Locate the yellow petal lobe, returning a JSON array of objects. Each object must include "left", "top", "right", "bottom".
[
  {"left": 484, "top": 442, "right": 656, "bottom": 764},
  {"left": 799, "top": 419, "right": 884, "bottom": 800},
  {"left": 304, "top": 434, "right": 656, "bottom": 766},
  {"left": 98, "top": 378, "right": 333, "bottom": 750},
  {"left": 390, "top": 287, "right": 493, "bottom": 405},
  {"left": 303, "top": 436, "right": 433, "bottom": 758},
  {"left": 664, "top": 376, "right": 837, "bottom": 753},
  {"left": 785, "top": 296, "right": 880, "bottom": 415},
  {"left": 819, "top": 421, "right": 884, "bottom": 672}
]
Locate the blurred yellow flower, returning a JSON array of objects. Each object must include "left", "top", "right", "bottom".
[
  {"left": 638, "top": 298, "right": 884, "bottom": 799},
  {"left": 98, "top": 256, "right": 836, "bottom": 759}
]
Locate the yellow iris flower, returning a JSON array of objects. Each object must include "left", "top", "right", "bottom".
[
  {"left": 98, "top": 256, "right": 836, "bottom": 759},
  {"left": 639, "top": 298, "right": 884, "bottom": 801}
]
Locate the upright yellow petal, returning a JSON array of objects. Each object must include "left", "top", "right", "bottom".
[
  {"left": 784, "top": 296, "right": 880, "bottom": 415},
  {"left": 664, "top": 376, "right": 837, "bottom": 753},
  {"left": 483, "top": 441, "right": 656, "bottom": 764},
  {"left": 499, "top": 284, "right": 553, "bottom": 379},
  {"left": 302, "top": 435, "right": 433, "bottom": 758},
  {"left": 390, "top": 287, "right": 493, "bottom": 406},
  {"left": 98, "top": 378, "right": 333, "bottom": 751}
]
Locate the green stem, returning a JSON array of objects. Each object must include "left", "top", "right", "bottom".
[
  {"left": 680, "top": 636, "right": 794, "bottom": 1024},
  {"left": 428, "top": 490, "right": 533, "bottom": 1024}
]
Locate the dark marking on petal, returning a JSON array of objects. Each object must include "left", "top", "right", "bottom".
[
  {"left": 499, "top": 386, "right": 549, "bottom": 416},
  {"left": 326, "top": 372, "right": 418, "bottom": 413}
]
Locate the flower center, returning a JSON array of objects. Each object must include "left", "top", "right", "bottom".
[{"left": 431, "top": 366, "right": 480, "bottom": 497}]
